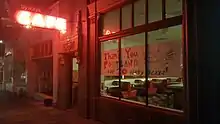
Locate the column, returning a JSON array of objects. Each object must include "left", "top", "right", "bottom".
[
  {"left": 26, "top": 40, "right": 38, "bottom": 97},
  {"left": 185, "top": 1, "right": 220, "bottom": 124},
  {"left": 56, "top": 54, "right": 72, "bottom": 109},
  {"left": 26, "top": 55, "right": 38, "bottom": 97},
  {"left": 53, "top": 32, "right": 59, "bottom": 103},
  {"left": 77, "top": 9, "right": 89, "bottom": 118}
]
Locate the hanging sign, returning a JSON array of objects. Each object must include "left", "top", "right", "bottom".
[{"left": 15, "top": 10, "right": 67, "bottom": 32}]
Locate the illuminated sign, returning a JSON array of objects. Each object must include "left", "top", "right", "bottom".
[{"left": 15, "top": 10, "right": 67, "bottom": 32}]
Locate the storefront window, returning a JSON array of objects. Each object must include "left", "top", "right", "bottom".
[
  {"left": 134, "top": 0, "right": 146, "bottom": 26},
  {"left": 99, "top": 0, "right": 183, "bottom": 111},
  {"left": 120, "top": 33, "right": 146, "bottom": 104},
  {"left": 166, "top": 0, "right": 182, "bottom": 18},
  {"left": 100, "top": 39, "right": 120, "bottom": 99},
  {"left": 102, "top": 9, "right": 120, "bottom": 35},
  {"left": 147, "top": 25, "right": 183, "bottom": 111},
  {"left": 148, "top": 0, "right": 162, "bottom": 23},
  {"left": 121, "top": 4, "right": 132, "bottom": 30}
]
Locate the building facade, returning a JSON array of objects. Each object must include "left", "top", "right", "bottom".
[
  {"left": 87, "top": 0, "right": 184, "bottom": 123},
  {"left": 16, "top": 0, "right": 219, "bottom": 124}
]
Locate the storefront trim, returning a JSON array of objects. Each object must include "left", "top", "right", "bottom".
[
  {"left": 88, "top": 0, "right": 136, "bottom": 18},
  {"left": 96, "top": 97, "right": 184, "bottom": 124},
  {"left": 100, "top": 95, "right": 184, "bottom": 114},
  {"left": 99, "top": 15, "right": 182, "bottom": 41}
]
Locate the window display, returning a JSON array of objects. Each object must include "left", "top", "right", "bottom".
[
  {"left": 147, "top": 25, "right": 183, "bottom": 110},
  {"left": 100, "top": 39, "right": 120, "bottom": 99},
  {"left": 100, "top": 0, "right": 183, "bottom": 111},
  {"left": 120, "top": 33, "right": 146, "bottom": 104}
]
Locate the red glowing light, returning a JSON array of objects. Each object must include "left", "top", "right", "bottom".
[{"left": 15, "top": 10, "right": 67, "bottom": 32}]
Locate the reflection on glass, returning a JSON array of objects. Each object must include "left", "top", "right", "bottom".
[
  {"left": 102, "top": 9, "right": 120, "bottom": 35},
  {"left": 122, "top": 4, "right": 132, "bottom": 30},
  {"left": 120, "top": 33, "right": 146, "bottom": 105},
  {"left": 166, "top": 0, "right": 182, "bottom": 18},
  {"left": 100, "top": 39, "right": 120, "bottom": 99},
  {"left": 148, "top": 0, "right": 162, "bottom": 23},
  {"left": 147, "top": 25, "right": 184, "bottom": 111},
  {"left": 134, "top": 0, "right": 146, "bottom": 26}
]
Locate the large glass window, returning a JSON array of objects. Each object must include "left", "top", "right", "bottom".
[
  {"left": 134, "top": 0, "right": 146, "bottom": 26},
  {"left": 122, "top": 4, "right": 132, "bottom": 30},
  {"left": 147, "top": 25, "right": 183, "bottom": 110},
  {"left": 166, "top": 0, "right": 182, "bottom": 18},
  {"left": 102, "top": 9, "right": 120, "bottom": 35},
  {"left": 100, "top": 39, "right": 120, "bottom": 99},
  {"left": 148, "top": 0, "right": 162, "bottom": 23},
  {"left": 120, "top": 33, "right": 146, "bottom": 104},
  {"left": 99, "top": 0, "right": 183, "bottom": 112},
  {"left": 100, "top": 34, "right": 146, "bottom": 104}
]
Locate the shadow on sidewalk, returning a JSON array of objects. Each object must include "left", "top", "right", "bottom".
[{"left": 0, "top": 91, "right": 103, "bottom": 124}]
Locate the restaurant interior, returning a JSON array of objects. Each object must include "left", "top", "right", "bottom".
[{"left": 100, "top": 24, "right": 183, "bottom": 111}]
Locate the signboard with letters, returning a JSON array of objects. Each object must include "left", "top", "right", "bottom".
[
  {"left": 60, "top": 34, "right": 79, "bottom": 53},
  {"left": 59, "top": 10, "right": 81, "bottom": 54},
  {"left": 101, "top": 41, "right": 182, "bottom": 77}
]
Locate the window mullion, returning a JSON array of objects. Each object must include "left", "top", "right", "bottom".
[
  {"left": 120, "top": 8, "right": 122, "bottom": 31},
  {"left": 118, "top": 38, "right": 122, "bottom": 100},
  {"left": 145, "top": 31, "right": 149, "bottom": 106},
  {"left": 162, "top": 0, "right": 166, "bottom": 20},
  {"left": 119, "top": 7, "right": 122, "bottom": 100},
  {"left": 131, "top": 3, "right": 134, "bottom": 27},
  {"left": 146, "top": 0, "right": 148, "bottom": 24}
]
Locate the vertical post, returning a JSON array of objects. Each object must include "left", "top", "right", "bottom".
[
  {"left": 185, "top": 0, "right": 220, "bottom": 123},
  {"left": 56, "top": 54, "right": 72, "bottom": 109}
]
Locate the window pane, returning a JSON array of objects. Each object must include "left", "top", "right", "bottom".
[
  {"left": 102, "top": 9, "right": 120, "bottom": 35},
  {"left": 134, "top": 0, "right": 146, "bottom": 26},
  {"left": 147, "top": 25, "right": 184, "bottom": 111},
  {"left": 148, "top": 0, "right": 162, "bottom": 23},
  {"left": 166, "top": 0, "right": 182, "bottom": 18},
  {"left": 122, "top": 4, "right": 132, "bottom": 30},
  {"left": 101, "top": 39, "right": 120, "bottom": 99},
  {"left": 120, "top": 33, "right": 146, "bottom": 105}
]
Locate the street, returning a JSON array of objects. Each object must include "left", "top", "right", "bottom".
[{"left": 0, "top": 92, "right": 102, "bottom": 124}]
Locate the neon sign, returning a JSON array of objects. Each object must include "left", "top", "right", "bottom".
[{"left": 15, "top": 10, "right": 67, "bottom": 33}]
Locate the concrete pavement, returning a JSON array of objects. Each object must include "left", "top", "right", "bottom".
[{"left": 0, "top": 92, "right": 102, "bottom": 124}]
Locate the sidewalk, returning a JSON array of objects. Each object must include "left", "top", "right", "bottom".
[{"left": 0, "top": 92, "right": 103, "bottom": 124}]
